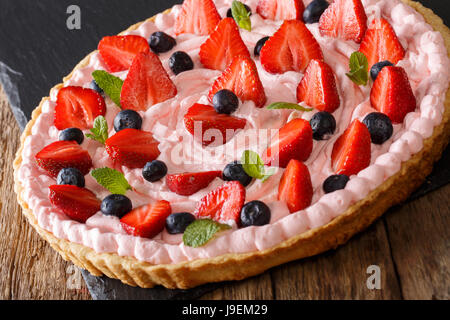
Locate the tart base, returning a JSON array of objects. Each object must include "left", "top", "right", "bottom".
[{"left": 13, "top": 1, "right": 450, "bottom": 289}]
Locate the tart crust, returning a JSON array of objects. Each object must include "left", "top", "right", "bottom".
[{"left": 13, "top": 1, "right": 450, "bottom": 289}]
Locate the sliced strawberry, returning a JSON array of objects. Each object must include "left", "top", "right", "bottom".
[
  {"left": 319, "top": 0, "right": 367, "bottom": 43},
  {"left": 359, "top": 18, "right": 405, "bottom": 69},
  {"left": 184, "top": 103, "right": 247, "bottom": 146},
  {"left": 263, "top": 118, "right": 313, "bottom": 168},
  {"left": 166, "top": 171, "right": 223, "bottom": 196},
  {"left": 296, "top": 59, "right": 340, "bottom": 113},
  {"left": 278, "top": 160, "right": 313, "bottom": 213},
  {"left": 120, "top": 201, "right": 172, "bottom": 238},
  {"left": 260, "top": 20, "right": 323, "bottom": 74},
  {"left": 174, "top": 0, "right": 221, "bottom": 36},
  {"left": 98, "top": 35, "right": 150, "bottom": 72},
  {"left": 370, "top": 66, "right": 416, "bottom": 124},
  {"left": 49, "top": 185, "right": 101, "bottom": 223},
  {"left": 105, "top": 129, "right": 161, "bottom": 169},
  {"left": 194, "top": 181, "right": 245, "bottom": 224},
  {"left": 120, "top": 51, "right": 177, "bottom": 112},
  {"left": 331, "top": 119, "right": 371, "bottom": 176},
  {"left": 257, "top": 0, "right": 305, "bottom": 20},
  {"left": 36, "top": 141, "right": 92, "bottom": 178},
  {"left": 54, "top": 86, "right": 106, "bottom": 131},
  {"left": 199, "top": 18, "right": 250, "bottom": 71},
  {"left": 208, "top": 55, "right": 267, "bottom": 108}
]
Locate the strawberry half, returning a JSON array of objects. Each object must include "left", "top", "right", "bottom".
[
  {"left": 208, "top": 55, "right": 267, "bottom": 108},
  {"left": 370, "top": 66, "right": 416, "bottom": 124},
  {"left": 35, "top": 141, "right": 93, "bottom": 178},
  {"left": 54, "top": 86, "right": 106, "bottom": 131},
  {"left": 184, "top": 103, "right": 247, "bottom": 146},
  {"left": 166, "top": 171, "right": 223, "bottom": 196},
  {"left": 49, "top": 185, "right": 101, "bottom": 223},
  {"left": 199, "top": 18, "right": 250, "bottom": 71},
  {"left": 260, "top": 20, "right": 323, "bottom": 74},
  {"left": 257, "top": 0, "right": 305, "bottom": 20},
  {"left": 359, "top": 18, "right": 405, "bottom": 69},
  {"left": 194, "top": 181, "right": 245, "bottom": 224},
  {"left": 319, "top": 0, "right": 367, "bottom": 43},
  {"left": 331, "top": 119, "right": 371, "bottom": 176},
  {"left": 98, "top": 35, "right": 150, "bottom": 72},
  {"left": 105, "top": 129, "right": 161, "bottom": 169},
  {"left": 263, "top": 118, "right": 313, "bottom": 168},
  {"left": 278, "top": 160, "right": 313, "bottom": 213},
  {"left": 120, "top": 201, "right": 172, "bottom": 238},
  {"left": 296, "top": 59, "right": 340, "bottom": 113},
  {"left": 120, "top": 51, "right": 177, "bottom": 112},
  {"left": 174, "top": 0, "right": 221, "bottom": 36}
]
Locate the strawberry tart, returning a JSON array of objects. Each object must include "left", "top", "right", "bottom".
[{"left": 14, "top": 0, "right": 450, "bottom": 289}]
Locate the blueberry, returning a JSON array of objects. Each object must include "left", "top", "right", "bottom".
[
  {"left": 363, "top": 112, "right": 393, "bottom": 144},
  {"left": 101, "top": 194, "right": 132, "bottom": 218},
  {"left": 213, "top": 89, "right": 239, "bottom": 114},
  {"left": 166, "top": 212, "right": 196, "bottom": 234},
  {"left": 254, "top": 36, "right": 270, "bottom": 57},
  {"left": 310, "top": 111, "right": 336, "bottom": 140},
  {"left": 370, "top": 60, "right": 394, "bottom": 81},
  {"left": 227, "top": 4, "right": 252, "bottom": 18},
  {"left": 114, "top": 110, "right": 143, "bottom": 132},
  {"left": 90, "top": 80, "right": 104, "bottom": 95},
  {"left": 223, "top": 161, "right": 253, "bottom": 187},
  {"left": 169, "top": 51, "right": 194, "bottom": 75},
  {"left": 57, "top": 168, "right": 85, "bottom": 188},
  {"left": 142, "top": 160, "right": 168, "bottom": 182},
  {"left": 59, "top": 128, "right": 84, "bottom": 145},
  {"left": 149, "top": 31, "right": 176, "bottom": 54},
  {"left": 240, "top": 201, "right": 271, "bottom": 228},
  {"left": 323, "top": 174, "right": 350, "bottom": 194},
  {"left": 303, "top": 0, "right": 329, "bottom": 24}
]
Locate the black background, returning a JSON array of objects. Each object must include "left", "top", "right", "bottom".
[{"left": 0, "top": 0, "right": 448, "bottom": 300}]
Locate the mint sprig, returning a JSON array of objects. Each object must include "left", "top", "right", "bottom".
[
  {"left": 183, "top": 219, "right": 231, "bottom": 248},
  {"left": 86, "top": 116, "right": 109, "bottom": 144},
  {"left": 92, "top": 70, "right": 123, "bottom": 107},
  {"left": 231, "top": 0, "right": 252, "bottom": 31},
  {"left": 346, "top": 52, "right": 369, "bottom": 86},
  {"left": 267, "top": 102, "right": 313, "bottom": 112},
  {"left": 241, "top": 150, "right": 276, "bottom": 182},
  {"left": 91, "top": 167, "right": 132, "bottom": 195}
]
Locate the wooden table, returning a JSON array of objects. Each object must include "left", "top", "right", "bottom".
[{"left": 1, "top": 87, "right": 448, "bottom": 300}]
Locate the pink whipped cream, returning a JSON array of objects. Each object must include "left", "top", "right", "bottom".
[{"left": 18, "top": 0, "right": 449, "bottom": 264}]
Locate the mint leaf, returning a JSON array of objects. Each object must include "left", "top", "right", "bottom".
[
  {"left": 241, "top": 150, "right": 276, "bottom": 182},
  {"left": 183, "top": 219, "right": 231, "bottom": 248},
  {"left": 86, "top": 116, "right": 109, "bottom": 144},
  {"left": 231, "top": 0, "right": 252, "bottom": 31},
  {"left": 267, "top": 102, "right": 313, "bottom": 112},
  {"left": 91, "top": 167, "right": 132, "bottom": 195},
  {"left": 92, "top": 70, "right": 123, "bottom": 107},
  {"left": 346, "top": 51, "right": 369, "bottom": 86}
]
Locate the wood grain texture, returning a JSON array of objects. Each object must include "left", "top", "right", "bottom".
[
  {"left": 1, "top": 83, "right": 449, "bottom": 299},
  {"left": 385, "top": 184, "right": 450, "bottom": 300}
]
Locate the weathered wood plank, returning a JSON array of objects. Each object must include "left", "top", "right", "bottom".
[
  {"left": 385, "top": 184, "right": 450, "bottom": 300},
  {"left": 0, "top": 88, "right": 91, "bottom": 300},
  {"left": 270, "top": 220, "right": 402, "bottom": 300},
  {"left": 201, "top": 274, "right": 274, "bottom": 300}
]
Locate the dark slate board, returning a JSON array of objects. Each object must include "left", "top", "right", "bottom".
[{"left": 0, "top": 0, "right": 448, "bottom": 300}]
